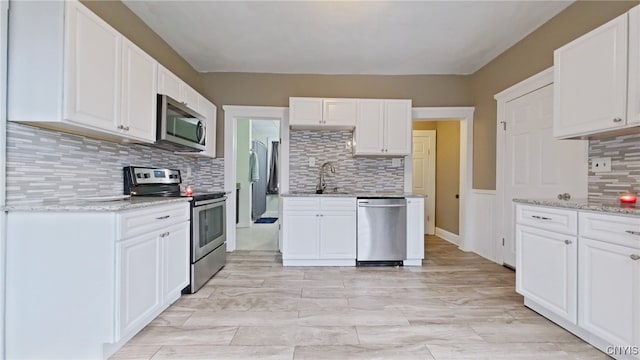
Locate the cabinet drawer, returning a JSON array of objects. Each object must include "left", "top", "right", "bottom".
[
  {"left": 118, "top": 203, "right": 190, "bottom": 240},
  {"left": 283, "top": 197, "right": 321, "bottom": 211},
  {"left": 516, "top": 205, "right": 578, "bottom": 235},
  {"left": 580, "top": 211, "right": 640, "bottom": 248},
  {"left": 320, "top": 198, "right": 356, "bottom": 211}
]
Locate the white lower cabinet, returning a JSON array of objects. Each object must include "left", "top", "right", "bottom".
[
  {"left": 515, "top": 204, "right": 640, "bottom": 360},
  {"left": 6, "top": 202, "right": 190, "bottom": 359},
  {"left": 516, "top": 225, "right": 577, "bottom": 323},
  {"left": 405, "top": 197, "right": 425, "bottom": 265},
  {"left": 282, "top": 197, "right": 356, "bottom": 266}
]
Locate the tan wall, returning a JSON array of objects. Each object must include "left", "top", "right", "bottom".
[
  {"left": 413, "top": 121, "right": 460, "bottom": 234},
  {"left": 470, "top": 0, "right": 638, "bottom": 189},
  {"left": 201, "top": 73, "right": 472, "bottom": 156},
  {"left": 80, "top": 0, "right": 203, "bottom": 94}
]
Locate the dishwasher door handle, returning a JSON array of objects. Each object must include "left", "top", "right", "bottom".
[{"left": 358, "top": 204, "right": 406, "bottom": 208}]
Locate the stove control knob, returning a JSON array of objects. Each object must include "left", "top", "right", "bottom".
[
  {"left": 143, "top": 173, "right": 150, "bottom": 178},
  {"left": 136, "top": 173, "right": 142, "bottom": 178}
]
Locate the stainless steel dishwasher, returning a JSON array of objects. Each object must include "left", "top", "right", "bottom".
[{"left": 357, "top": 198, "right": 406, "bottom": 266}]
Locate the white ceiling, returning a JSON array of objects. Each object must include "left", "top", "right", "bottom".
[{"left": 123, "top": 1, "right": 573, "bottom": 75}]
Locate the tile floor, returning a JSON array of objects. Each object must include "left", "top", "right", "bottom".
[
  {"left": 110, "top": 236, "right": 608, "bottom": 360},
  {"left": 236, "top": 222, "right": 279, "bottom": 251}
]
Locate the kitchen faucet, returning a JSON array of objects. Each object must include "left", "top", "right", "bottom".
[{"left": 316, "top": 161, "right": 336, "bottom": 194}]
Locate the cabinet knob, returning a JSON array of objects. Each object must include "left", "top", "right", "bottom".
[
  {"left": 564, "top": 240, "right": 572, "bottom": 245},
  {"left": 557, "top": 193, "right": 571, "bottom": 200},
  {"left": 631, "top": 254, "right": 640, "bottom": 261},
  {"left": 613, "top": 118, "right": 623, "bottom": 123},
  {"left": 117, "top": 125, "right": 124, "bottom": 130},
  {"left": 124, "top": 126, "right": 130, "bottom": 131}
]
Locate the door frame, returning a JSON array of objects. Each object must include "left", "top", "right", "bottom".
[
  {"left": 406, "top": 107, "right": 474, "bottom": 252},
  {"left": 411, "top": 130, "right": 436, "bottom": 235},
  {"left": 223, "top": 106, "right": 289, "bottom": 252},
  {"left": 1, "top": 1, "right": 9, "bottom": 356},
  {"left": 494, "top": 67, "right": 554, "bottom": 266}
]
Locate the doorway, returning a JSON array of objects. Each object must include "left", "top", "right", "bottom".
[
  {"left": 223, "top": 106, "right": 289, "bottom": 252},
  {"left": 235, "top": 118, "right": 281, "bottom": 251},
  {"left": 411, "top": 130, "right": 436, "bottom": 235}
]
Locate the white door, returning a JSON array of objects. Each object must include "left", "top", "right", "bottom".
[
  {"left": 354, "top": 100, "right": 384, "bottom": 155},
  {"left": 384, "top": 100, "right": 412, "bottom": 155},
  {"left": 120, "top": 39, "right": 156, "bottom": 143},
  {"left": 412, "top": 130, "right": 436, "bottom": 235},
  {"left": 64, "top": 1, "right": 120, "bottom": 131},
  {"left": 502, "top": 84, "right": 587, "bottom": 267}
]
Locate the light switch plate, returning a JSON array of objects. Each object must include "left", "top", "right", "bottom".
[
  {"left": 308, "top": 157, "right": 316, "bottom": 167},
  {"left": 591, "top": 157, "right": 611, "bottom": 173},
  {"left": 392, "top": 158, "right": 401, "bottom": 167}
]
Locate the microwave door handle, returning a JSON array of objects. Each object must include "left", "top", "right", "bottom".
[{"left": 196, "top": 120, "right": 206, "bottom": 145}]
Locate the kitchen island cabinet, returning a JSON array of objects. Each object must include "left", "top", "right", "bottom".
[{"left": 5, "top": 200, "right": 190, "bottom": 360}]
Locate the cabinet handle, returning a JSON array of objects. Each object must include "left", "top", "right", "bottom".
[
  {"left": 626, "top": 230, "right": 640, "bottom": 236},
  {"left": 320, "top": 214, "right": 324, "bottom": 217},
  {"left": 631, "top": 254, "right": 640, "bottom": 261},
  {"left": 124, "top": 126, "right": 130, "bottom": 131},
  {"left": 164, "top": 231, "right": 170, "bottom": 237},
  {"left": 613, "top": 118, "right": 623, "bottom": 123},
  {"left": 532, "top": 215, "right": 552, "bottom": 221},
  {"left": 156, "top": 215, "right": 170, "bottom": 220},
  {"left": 117, "top": 125, "right": 124, "bottom": 130},
  {"left": 564, "top": 240, "right": 572, "bottom": 245}
]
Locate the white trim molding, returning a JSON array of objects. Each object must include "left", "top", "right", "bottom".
[
  {"left": 223, "top": 105, "right": 289, "bottom": 252},
  {"left": 408, "top": 107, "right": 475, "bottom": 254},
  {"left": 435, "top": 227, "right": 460, "bottom": 246},
  {"left": 494, "top": 67, "right": 553, "bottom": 265}
]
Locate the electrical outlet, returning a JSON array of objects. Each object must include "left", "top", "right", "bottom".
[
  {"left": 308, "top": 157, "right": 316, "bottom": 167},
  {"left": 591, "top": 157, "right": 611, "bottom": 173}
]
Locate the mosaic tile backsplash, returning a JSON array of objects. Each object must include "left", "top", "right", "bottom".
[
  {"left": 289, "top": 130, "right": 404, "bottom": 193},
  {"left": 589, "top": 133, "right": 640, "bottom": 203},
  {"left": 6, "top": 122, "right": 224, "bottom": 205}
]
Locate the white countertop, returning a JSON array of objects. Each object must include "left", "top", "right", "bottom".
[
  {"left": 513, "top": 198, "right": 640, "bottom": 216},
  {"left": 4, "top": 197, "right": 191, "bottom": 212},
  {"left": 280, "top": 192, "right": 425, "bottom": 198}
]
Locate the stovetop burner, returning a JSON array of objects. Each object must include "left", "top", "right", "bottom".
[{"left": 123, "top": 166, "right": 225, "bottom": 201}]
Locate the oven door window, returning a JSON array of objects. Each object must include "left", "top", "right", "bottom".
[{"left": 199, "top": 204, "right": 224, "bottom": 249}]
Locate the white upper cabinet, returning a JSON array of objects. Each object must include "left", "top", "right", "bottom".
[
  {"left": 120, "top": 39, "right": 157, "bottom": 142},
  {"left": 354, "top": 99, "right": 412, "bottom": 156},
  {"left": 7, "top": 0, "right": 156, "bottom": 143},
  {"left": 64, "top": 1, "right": 121, "bottom": 133},
  {"left": 628, "top": 6, "right": 640, "bottom": 126},
  {"left": 157, "top": 64, "right": 203, "bottom": 116},
  {"left": 553, "top": 12, "right": 630, "bottom": 138},
  {"left": 157, "top": 64, "right": 182, "bottom": 103},
  {"left": 289, "top": 97, "right": 356, "bottom": 128}
]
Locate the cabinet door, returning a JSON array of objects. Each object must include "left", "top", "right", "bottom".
[
  {"left": 354, "top": 99, "right": 385, "bottom": 155},
  {"left": 553, "top": 13, "right": 628, "bottom": 138},
  {"left": 579, "top": 237, "right": 639, "bottom": 349},
  {"left": 181, "top": 85, "right": 200, "bottom": 114},
  {"left": 121, "top": 39, "right": 157, "bottom": 143},
  {"left": 323, "top": 98, "right": 356, "bottom": 127},
  {"left": 516, "top": 225, "right": 577, "bottom": 323},
  {"left": 201, "top": 98, "right": 217, "bottom": 158},
  {"left": 163, "top": 222, "right": 190, "bottom": 300},
  {"left": 319, "top": 212, "right": 356, "bottom": 259},
  {"left": 289, "top": 97, "right": 323, "bottom": 126},
  {"left": 157, "top": 65, "right": 182, "bottom": 102},
  {"left": 384, "top": 100, "right": 412, "bottom": 155},
  {"left": 64, "top": 1, "right": 120, "bottom": 132},
  {"left": 628, "top": 6, "right": 640, "bottom": 125},
  {"left": 117, "top": 233, "right": 161, "bottom": 338},
  {"left": 406, "top": 198, "right": 425, "bottom": 260},
  {"left": 282, "top": 212, "right": 319, "bottom": 259}
]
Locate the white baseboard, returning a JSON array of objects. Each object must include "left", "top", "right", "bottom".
[{"left": 435, "top": 227, "right": 460, "bottom": 246}]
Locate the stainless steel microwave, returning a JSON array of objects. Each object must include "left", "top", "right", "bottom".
[{"left": 156, "top": 94, "right": 206, "bottom": 152}]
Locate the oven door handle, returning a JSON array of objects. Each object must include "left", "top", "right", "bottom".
[{"left": 194, "top": 197, "right": 227, "bottom": 207}]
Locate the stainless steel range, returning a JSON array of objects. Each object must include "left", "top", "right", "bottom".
[{"left": 123, "top": 166, "right": 226, "bottom": 293}]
